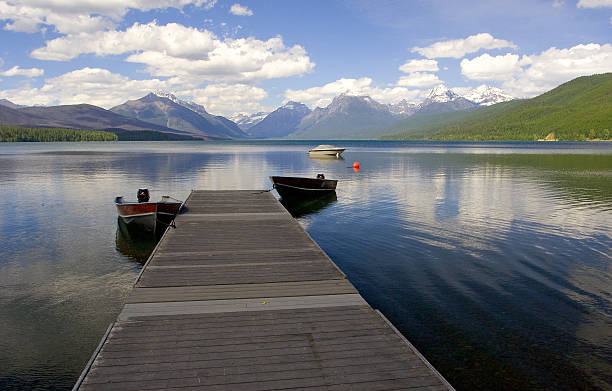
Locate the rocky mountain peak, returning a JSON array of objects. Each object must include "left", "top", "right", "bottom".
[
  {"left": 424, "top": 85, "right": 460, "bottom": 104},
  {"left": 387, "top": 99, "right": 420, "bottom": 117},
  {"left": 151, "top": 91, "right": 209, "bottom": 116},
  {"left": 281, "top": 101, "right": 310, "bottom": 113},
  {"left": 229, "top": 111, "right": 269, "bottom": 130},
  {"left": 462, "top": 85, "right": 514, "bottom": 106}
]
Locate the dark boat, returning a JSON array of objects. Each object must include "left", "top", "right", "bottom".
[
  {"left": 270, "top": 174, "right": 337, "bottom": 198},
  {"left": 115, "top": 188, "right": 182, "bottom": 231}
]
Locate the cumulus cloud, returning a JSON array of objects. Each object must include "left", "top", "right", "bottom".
[
  {"left": 0, "top": 0, "right": 217, "bottom": 34},
  {"left": 229, "top": 3, "right": 253, "bottom": 16},
  {"left": 0, "top": 67, "right": 270, "bottom": 115},
  {"left": 31, "top": 22, "right": 217, "bottom": 61},
  {"left": 458, "top": 44, "right": 612, "bottom": 97},
  {"left": 502, "top": 43, "right": 612, "bottom": 97},
  {"left": 577, "top": 0, "right": 612, "bottom": 7},
  {"left": 552, "top": 0, "right": 565, "bottom": 7},
  {"left": 183, "top": 84, "right": 268, "bottom": 115},
  {"left": 412, "top": 33, "right": 517, "bottom": 59},
  {"left": 0, "top": 65, "right": 44, "bottom": 77},
  {"left": 1, "top": 67, "right": 173, "bottom": 108},
  {"left": 285, "top": 77, "right": 425, "bottom": 108},
  {"left": 460, "top": 53, "right": 521, "bottom": 81},
  {"left": 397, "top": 72, "right": 442, "bottom": 87},
  {"left": 31, "top": 22, "right": 314, "bottom": 83},
  {"left": 398, "top": 59, "right": 438, "bottom": 73}
]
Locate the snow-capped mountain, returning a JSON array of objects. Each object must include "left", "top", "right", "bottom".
[
  {"left": 153, "top": 91, "right": 210, "bottom": 116},
  {"left": 387, "top": 99, "right": 419, "bottom": 118},
  {"left": 230, "top": 85, "right": 515, "bottom": 139},
  {"left": 230, "top": 112, "right": 269, "bottom": 130},
  {"left": 461, "top": 85, "right": 514, "bottom": 106},
  {"left": 417, "top": 85, "right": 477, "bottom": 114},
  {"left": 423, "top": 85, "right": 461, "bottom": 104},
  {"left": 111, "top": 92, "right": 246, "bottom": 138}
]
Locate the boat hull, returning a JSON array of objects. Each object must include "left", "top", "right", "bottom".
[
  {"left": 308, "top": 148, "right": 345, "bottom": 157},
  {"left": 116, "top": 203, "right": 157, "bottom": 230},
  {"left": 157, "top": 200, "right": 183, "bottom": 225},
  {"left": 270, "top": 176, "right": 337, "bottom": 198},
  {"left": 115, "top": 196, "right": 182, "bottom": 232}
]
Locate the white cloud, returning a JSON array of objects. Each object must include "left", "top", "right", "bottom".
[
  {"left": 0, "top": 65, "right": 44, "bottom": 77},
  {"left": 285, "top": 77, "right": 425, "bottom": 108},
  {"left": 397, "top": 72, "right": 442, "bottom": 87},
  {"left": 0, "top": 0, "right": 217, "bottom": 34},
  {"left": 502, "top": 43, "right": 612, "bottom": 97},
  {"left": 182, "top": 84, "right": 268, "bottom": 115},
  {"left": 577, "top": 0, "right": 612, "bottom": 7},
  {"left": 457, "top": 44, "right": 612, "bottom": 97},
  {"left": 412, "top": 33, "right": 517, "bottom": 59},
  {"left": 0, "top": 67, "right": 173, "bottom": 108},
  {"left": 398, "top": 59, "right": 438, "bottom": 73},
  {"left": 229, "top": 3, "right": 253, "bottom": 16},
  {"left": 552, "top": 0, "right": 565, "bottom": 7},
  {"left": 0, "top": 67, "right": 269, "bottom": 116},
  {"left": 460, "top": 53, "right": 521, "bottom": 81},
  {"left": 31, "top": 22, "right": 314, "bottom": 83},
  {"left": 32, "top": 22, "right": 217, "bottom": 61}
]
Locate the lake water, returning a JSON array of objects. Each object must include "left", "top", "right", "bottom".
[{"left": 0, "top": 141, "right": 610, "bottom": 390}]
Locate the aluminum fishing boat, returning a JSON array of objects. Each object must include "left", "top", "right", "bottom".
[{"left": 115, "top": 189, "right": 182, "bottom": 231}]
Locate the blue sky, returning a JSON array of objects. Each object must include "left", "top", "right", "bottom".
[{"left": 0, "top": 0, "right": 611, "bottom": 115}]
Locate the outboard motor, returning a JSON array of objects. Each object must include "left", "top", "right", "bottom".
[
  {"left": 137, "top": 188, "right": 150, "bottom": 203},
  {"left": 316, "top": 173, "right": 325, "bottom": 180}
]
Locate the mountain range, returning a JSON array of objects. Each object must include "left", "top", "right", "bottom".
[
  {"left": 110, "top": 93, "right": 246, "bottom": 139},
  {"left": 244, "top": 85, "right": 513, "bottom": 139},
  {"left": 6, "top": 76, "right": 606, "bottom": 141},
  {"left": 229, "top": 112, "right": 269, "bottom": 131},
  {"left": 382, "top": 73, "right": 612, "bottom": 141},
  {"left": 1, "top": 84, "right": 515, "bottom": 140},
  {"left": 0, "top": 103, "right": 202, "bottom": 139},
  {"left": 247, "top": 101, "right": 311, "bottom": 138}
]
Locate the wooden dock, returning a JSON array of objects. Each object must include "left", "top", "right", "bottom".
[{"left": 75, "top": 190, "right": 454, "bottom": 391}]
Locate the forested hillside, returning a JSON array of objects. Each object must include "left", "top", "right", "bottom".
[
  {"left": 383, "top": 73, "right": 612, "bottom": 141},
  {"left": 0, "top": 126, "right": 117, "bottom": 142}
]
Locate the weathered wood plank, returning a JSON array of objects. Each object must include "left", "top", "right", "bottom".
[
  {"left": 118, "top": 294, "right": 367, "bottom": 319},
  {"left": 75, "top": 190, "right": 453, "bottom": 391},
  {"left": 126, "top": 280, "right": 357, "bottom": 303}
]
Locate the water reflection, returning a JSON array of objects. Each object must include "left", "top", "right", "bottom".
[
  {"left": 308, "top": 154, "right": 345, "bottom": 163},
  {"left": 115, "top": 218, "right": 161, "bottom": 264},
  {"left": 0, "top": 141, "right": 610, "bottom": 391},
  {"left": 279, "top": 192, "right": 337, "bottom": 217}
]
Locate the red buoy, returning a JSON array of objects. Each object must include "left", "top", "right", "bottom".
[{"left": 353, "top": 161, "right": 360, "bottom": 168}]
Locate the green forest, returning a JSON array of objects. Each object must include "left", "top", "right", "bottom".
[
  {"left": 0, "top": 126, "right": 118, "bottom": 142},
  {"left": 383, "top": 73, "right": 612, "bottom": 141}
]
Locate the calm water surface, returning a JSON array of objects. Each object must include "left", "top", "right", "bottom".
[{"left": 0, "top": 141, "right": 610, "bottom": 390}]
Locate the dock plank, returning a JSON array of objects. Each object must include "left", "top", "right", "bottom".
[{"left": 75, "top": 190, "right": 454, "bottom": 391}]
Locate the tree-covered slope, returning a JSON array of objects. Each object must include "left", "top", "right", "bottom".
[
  {"left": 383, "top": 73, "right": 612, "bottom": 141},
  {"left": 0, "top": 125, "right": 117, "bottom": 142}
]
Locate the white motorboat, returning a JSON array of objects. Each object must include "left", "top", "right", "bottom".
[{"left": 308, "top": 144, "right": 345, "bottom": 157}]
